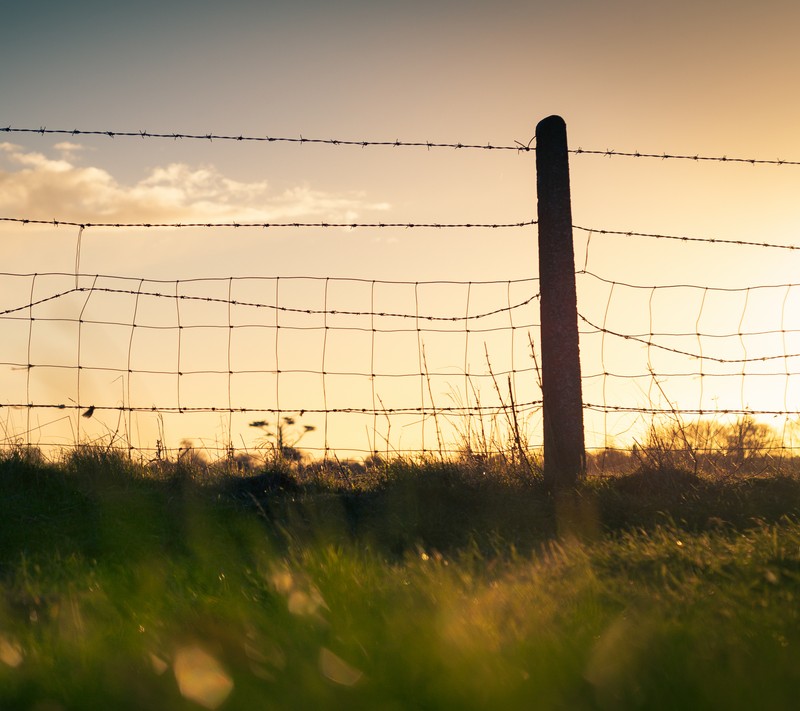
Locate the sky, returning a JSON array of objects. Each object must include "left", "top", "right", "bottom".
[{"left": 2, "top": 0, "right": 800, "bottom": 458}]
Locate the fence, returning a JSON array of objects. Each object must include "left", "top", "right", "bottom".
[
  {"left": 0, "top": 270, "right": 541, "bottom": 462},
  {"left": 1, "top": 119, "right": 800, "bottom": 482}
]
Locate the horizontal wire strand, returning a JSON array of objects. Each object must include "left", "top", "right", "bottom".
[
  {"left": 575, "top": 224, "right": 800, "bottom": 251},
  {"left": 0, "top": 125, "right": 533, "bottom": 152},
  {"left": 0, "top": 217, "right": 536, "bottom": 230},
  {"left": 5, "top": 126, "right": 800, "bottom": 166}
]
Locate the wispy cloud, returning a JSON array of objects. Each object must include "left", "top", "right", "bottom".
[{"left": 0, "top": 143, "right": 390, "bottom": 223}]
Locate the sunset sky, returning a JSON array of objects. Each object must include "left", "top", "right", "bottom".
[{"left": 2, "top": 0, "right": 800, "bottom": 457}]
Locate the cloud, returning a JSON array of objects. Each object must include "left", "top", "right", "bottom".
[
  {"left": 0, "top": 143, "right": 390, "bottom": 224},
  {"left": 53, "top": 141, "right": 87, "bottom": 157}
]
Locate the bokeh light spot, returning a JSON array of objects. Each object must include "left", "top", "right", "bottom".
[{"left": 173, "top": 645, "right": 234, "bottom": 709}]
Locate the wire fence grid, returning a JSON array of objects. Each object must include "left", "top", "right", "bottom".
[
  {"left": 0, "top": 270, "right": 542, "bottom": 460},
  {"left": 575, "top": 249, "right": 800, "bottom": 468},
  {"left": 2, "top": 122, "right": 800, "bottom": 466}
]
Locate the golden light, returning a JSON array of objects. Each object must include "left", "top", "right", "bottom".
[{"left": 173, "top": 645, "right": 234, "bottom": 710}]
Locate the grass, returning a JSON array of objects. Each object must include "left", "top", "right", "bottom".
[{"left": 1, "top": 446, "right": 800, "bottom": 709}]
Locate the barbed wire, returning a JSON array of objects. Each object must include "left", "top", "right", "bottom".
[
  {"left": 16, "top": 308, "right": 798, "bottom": 342},
  {"left": 0, "top": 401, "right": 542, "bottom": 416},
  {"left": 5, "top": 125, "right": 800, "bottom": 166},
  {"left": 0, "top": 217, "right": 536, "bottom": 230},
  {"left": 6, "top": 218, "right": 798, "bottom": 254},
  {"left": 0, "top": 283, "right": 539, "bottom": 322},
  {"left": 570, "top": 147, "right": 800, "bottom": 166},
  {"left": 575, "top": 225, "right": 800, "bottom": 251},
  {"left": 584, "top": 403, "right": 800, "bottom": 417},
  {"left": 579, "top": 314, "right": 800, "bottom": 364},
  {"left": 0, "top": 126, "right": 532, "bottom": 152}
]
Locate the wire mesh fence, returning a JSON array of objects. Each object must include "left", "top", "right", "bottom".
[
  {"left": 0, "top": 270, "right": 542, "bottom": 461},
  {"left": 576, "top": 231, "right": 800, "bottom": 474},
  {"left": 2, "top": 121, "right": 800, "bottom": 469}
]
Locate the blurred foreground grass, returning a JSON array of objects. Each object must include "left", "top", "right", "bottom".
[{"left": 1, "top": 448, "right": 800, "bottom": 709}]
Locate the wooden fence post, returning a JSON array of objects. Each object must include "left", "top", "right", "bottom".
[{"left": 536, "top": 115, "right": 586, "bottom": 488}]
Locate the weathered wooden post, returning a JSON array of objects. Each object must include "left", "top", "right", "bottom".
[{"left": 536, "top": 115, "right": 586, "bottom": 489}]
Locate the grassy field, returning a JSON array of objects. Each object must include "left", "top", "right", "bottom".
[{"left": 1, "top": 446, "right": 800, "bottom": 710}]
